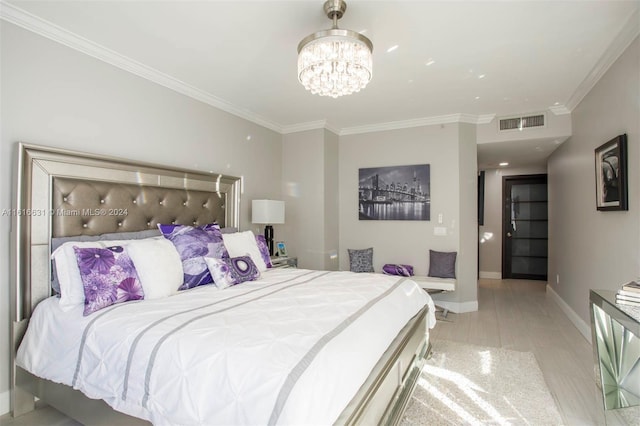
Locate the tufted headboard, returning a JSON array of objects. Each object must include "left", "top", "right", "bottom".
[
  {"left": 51, "top": 178, "right": 227, "bottom": 237},
  {"left": 11, "top": 143, "right": 241, "bottom": 327}
]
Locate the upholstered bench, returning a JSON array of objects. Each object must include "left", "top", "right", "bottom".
[
  {"left": 410, "top": 276, "right": 456, "bottom": 292},
  {"left": 410, "top": 276, "right": 456, "bottom": 318}
]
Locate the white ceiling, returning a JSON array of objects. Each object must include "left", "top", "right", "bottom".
[
  {"left": 477, "top": 137, "right": 566, "bottom": 170},
  {"left": 3, "top": 0, "right": 639, "bottom": 167}
]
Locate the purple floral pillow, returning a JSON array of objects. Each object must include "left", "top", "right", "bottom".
[
  {"left": 204, "top": 256, "right": 260, "bottom": 289},
  {"left": 255, "top": 235, "right": 272, "bottom": 268},
  {"left": 158, "top": 223, "right": 227, "bottom": 290},
  {"left": 74, "top": 246, "right": 144, "bottom": 316}
]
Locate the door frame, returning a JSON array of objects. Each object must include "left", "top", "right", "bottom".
[{"left": 502, "top": 173, "right": 548, "bottom": 280}]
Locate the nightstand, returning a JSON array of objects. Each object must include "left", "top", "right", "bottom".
[{"left": 270, "top": 256, "right": 298, "bottom": 269}]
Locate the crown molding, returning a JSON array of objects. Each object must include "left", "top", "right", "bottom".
[
  {"left": 469, "top": 114, "right": 496, "bottom": 125},
  {"left": 324, "top": 122, "right": 341, "bottom": 136},
  {"left": 565, "top": 8, "right": 639, "bottom": 112},
  {"left": 281, "top": 120, "right": 327, "bottom": 134},
  {"left": 276, "top": 114, "right": 497, "bottom": 136},
  {"left": 280, "top": 120, "right": 340, "bottom": 136},
  {"left": 280, "top": 116, "right": 501, "bottom": 136},
  {"left": 548, "top": 105, "right": 571, "bottom": 115},
  {"left": 339, "top": 113, "right": 496, "bottom": 136},
  {"left": 0, "top": 2, "right": 284, "bottom": 134}
]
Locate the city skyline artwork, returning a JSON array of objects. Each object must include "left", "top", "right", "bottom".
[{"left": 358, "top": 164, "right": 430, "bottom": 221}]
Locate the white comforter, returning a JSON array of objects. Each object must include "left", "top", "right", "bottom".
[{"left": 17, "top": 269, "right": 435, "bottom": 425}]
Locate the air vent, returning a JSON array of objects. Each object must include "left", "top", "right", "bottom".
[{"left": 499, "top": 114, "right": 545, "bottom": 131}]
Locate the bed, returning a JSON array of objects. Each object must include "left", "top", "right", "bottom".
[{"left": 10, "top": 143, "right": 435, "bottom": 425}]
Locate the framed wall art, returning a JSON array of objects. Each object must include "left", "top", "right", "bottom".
[
  {"left": 358, "top": 164, "right": 430, "bottom": 221},
  {"left": 595, "top": 134, "right": 628, "bottom": 211}
]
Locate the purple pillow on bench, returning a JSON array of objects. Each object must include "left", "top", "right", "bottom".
[{"left": 382, "top": 264, "right": 414, "bottom": 277}]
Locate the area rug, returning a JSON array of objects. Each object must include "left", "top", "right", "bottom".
[{"left": 401, "top": 340, "right": 563, "bottom": 426}]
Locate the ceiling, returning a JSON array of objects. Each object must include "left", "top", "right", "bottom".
[{"left": 3, "top": 0, "right": 639, "bottom": 168}]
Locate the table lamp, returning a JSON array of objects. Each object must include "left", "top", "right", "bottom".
[{"left": 251, "top": 200, "right": 285, "bottom": 256}]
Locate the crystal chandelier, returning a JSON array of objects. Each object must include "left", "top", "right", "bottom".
[{"left": 297, "top": 0, "right": 373, "bottom": 98}]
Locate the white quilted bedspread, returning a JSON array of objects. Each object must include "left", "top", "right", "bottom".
[{"left": 17, "top": 269, "right": 434, "bottom": 425}]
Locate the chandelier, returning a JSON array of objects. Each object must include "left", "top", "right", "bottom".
[{"left": 297, "top": 0, "right": 373, "bottom": 98}]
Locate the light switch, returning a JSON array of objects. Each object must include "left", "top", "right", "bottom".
[{"left": 434, "top": 227, "right": 447, "bottom": 236}]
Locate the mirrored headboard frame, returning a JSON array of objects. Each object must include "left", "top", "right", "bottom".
[{"left": 11, "top": 143, "right": 241, "bottom": 324}]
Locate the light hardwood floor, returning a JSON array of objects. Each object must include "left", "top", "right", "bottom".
[
  {"left": 1, "top": 278, "right": 636, "bottom": 425},
  {"left": 431, "top": 278, "right": 636, "bottom": 426}
]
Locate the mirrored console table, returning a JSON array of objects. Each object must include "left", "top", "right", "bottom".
[{"left": 589, "top": 289, "right": 640, "bottom": 410}]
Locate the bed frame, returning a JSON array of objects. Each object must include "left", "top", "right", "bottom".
[{"left": 10, "top": 143, "right": 429, "bottom": 425}]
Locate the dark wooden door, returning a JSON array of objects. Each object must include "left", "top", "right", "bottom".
[{"left": 502, "top": 174, "right": 548, "bottom": 280}]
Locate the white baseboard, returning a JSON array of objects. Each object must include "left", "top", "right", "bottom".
[
  {"left": 546, "top": 284, "right": 591, "bottom": 344},
  {"left": 0, "top": 389, "right": 9, "bottom": 416},
  {"left": 434, "top": 299, "right": 478, "bottom": 314},
  {"left": 479, "top": 271, "right": 502, "bottom": 279}
]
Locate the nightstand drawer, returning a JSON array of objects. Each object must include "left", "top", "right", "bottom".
[{"left": 270, "top": 257, "right": 298, "bottom": 269}]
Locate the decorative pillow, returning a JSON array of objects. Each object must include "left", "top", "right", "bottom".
[
  {"left": 222, "top": 231, "right": 268, "bottom": 272},
  {"left": 74, "top": 246, "right": 144, "bottom": 316},
  {"left": 51, "top": 229, "right": 161, "bottom": 295},
  {"left": 382, "top": 264, "right": 414, "bottom": 277},
  {"left": 52, "top": 236, "right": 163, "bottom": 311},
  {"left": 255, "top": 234, "right": 273, "bottom": 268},
  {"left": 126, "top": 238, "right": 183, "bottom": 299},
  {"left": 428, "top": 250, "right": 457, "bottom": 279},
  {"left": 348, "top": 248, "right": 374, "bottom": 273},
  {"left": 158, "top": 223, "right": 227, "bottom": 290},
  {"left": 204, "top": 256, "right": 260, "bottom": 289}
]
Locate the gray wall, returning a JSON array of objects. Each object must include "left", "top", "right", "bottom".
[
  {"left": 323, "top": 130, "right": 340, "bottom": 271},
  {"left": 281, "top": 128, "right": 340, "bottom": 270},
  {"left": 456, "top": 123, "right": 479, "bottom": 307},
  {"left": 548, "top": 36, "right": 639, "bottom": 326},
  {"left": 338, "top": 123, "right": 478, "bottom": 311},
  {"left": 0, "top": 23, "right": 283, "bottom": 413},
  {"left": 479, "top": 165, "right": 547, "bottom": 278}
]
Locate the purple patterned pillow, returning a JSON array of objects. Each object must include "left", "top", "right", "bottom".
[
  {"left": 382, "top": 264, "right": 414, "bottom": 277},
  {"left": 255, "top": 235, "right": 273, "bottom": 268},
  {"left": 204, "top": 255, "right": 260, "bottom": 289},
  {"left": 158, "top": 223, "right": 227, "bottom": 290},
  {"left": 74, "top": 246, "right": 144, "bottom": 316}
]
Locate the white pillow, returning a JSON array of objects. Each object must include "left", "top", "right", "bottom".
[
  {"left": 127, "top": 238, "right": 183, "bottom": 299},
  {"left": 222, "top": 230, "right": 268, "bottom": 272},
  {"left": 52, "top": 236, "right": 163, "bottom": 311}
]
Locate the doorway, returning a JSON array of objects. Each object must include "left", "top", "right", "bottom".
[{"left": 502, "top": 174, "right": 548, "bottom": 280}]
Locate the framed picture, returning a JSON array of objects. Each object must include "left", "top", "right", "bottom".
[
  {"left": 276, "top": 241, "right": 287, "bottom": 257},
  {"left": 358, "top": 164, "right": 430, "bottom": 221},
  {"left": 595, "top": 134, "right": 628, "bottom": 211}
]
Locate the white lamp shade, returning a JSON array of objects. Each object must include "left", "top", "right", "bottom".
[{"left": 252, "top": 200, "right": 285, "bottom": 224}]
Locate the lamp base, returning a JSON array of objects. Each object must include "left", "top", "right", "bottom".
[{"left": 264, "top": 225, "right": 274, "bottom": 256}]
